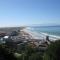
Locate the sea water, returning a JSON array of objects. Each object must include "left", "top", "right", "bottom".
[{"left": 26, "top": 26, "right": 60, "bottom": 40}]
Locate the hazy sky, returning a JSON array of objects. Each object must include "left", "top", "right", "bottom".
[{"left": 0, "top": 0, "right": 60, "bottom": 27}]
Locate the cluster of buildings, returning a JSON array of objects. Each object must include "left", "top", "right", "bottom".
[{"left": 0, "top": 27, "right": 51, "bottom": 52}]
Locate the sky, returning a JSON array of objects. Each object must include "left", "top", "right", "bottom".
[{"left": 0, "top": 0, "right": 60, "bottom": 27}]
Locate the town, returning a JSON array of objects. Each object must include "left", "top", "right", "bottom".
[
  {"left": 0, "top": 27, "right": 60, "bottom": 60},
  {"left": 0, "top": 27, "right": 48, "bottom": 52}
]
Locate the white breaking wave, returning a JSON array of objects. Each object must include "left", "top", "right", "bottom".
[{"left": 23, "top": 27, "right": 60, "bottom": 41}]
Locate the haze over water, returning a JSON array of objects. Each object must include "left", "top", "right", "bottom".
[{"left": 29, "top": 26, "right": 60, "bottom": 36}]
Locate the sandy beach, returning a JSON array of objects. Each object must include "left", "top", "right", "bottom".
[{"left": 20, "top": 27, "right": 60, "bottom": 42}]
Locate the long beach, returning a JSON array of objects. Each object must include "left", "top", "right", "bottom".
[{"left": 20, "top": 27, "right": 60, "bottom": 42}]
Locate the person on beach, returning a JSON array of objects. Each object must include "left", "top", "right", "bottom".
[{"left": 46, "top": 35, "right": 49, "bottom": 41}]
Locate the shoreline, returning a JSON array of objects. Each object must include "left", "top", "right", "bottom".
[{"left": 21, "top": 27, "right": 60, "bottom": 42}]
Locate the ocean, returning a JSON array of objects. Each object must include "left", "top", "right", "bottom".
[{"left": 26, "top": 26, "right": 60, "bottom": 40}]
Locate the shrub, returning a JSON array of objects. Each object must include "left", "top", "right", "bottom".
[{"left": 44, "top": 40, "right": 60, "bottom": 60}]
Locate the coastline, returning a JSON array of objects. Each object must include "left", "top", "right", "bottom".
[
  {"left": 22, "top": 28, "right": 44, "bottom": 40},
  {"left": 21, "top": 27, "right": 60, "bottom": 42}
]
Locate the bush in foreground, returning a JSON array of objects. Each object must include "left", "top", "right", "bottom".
[
  {"left": 0, "top": 44, "right": 16, "bottom": 60},
  {"left": 44, "top": 40, "right": 60, "bottom": 60}
]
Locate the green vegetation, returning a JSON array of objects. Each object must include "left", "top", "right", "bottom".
[
  {"left": 44, "top": 40, "right": 60, "bottom": 60},
  {"left": 0, "top": 40, "right": 60, "bottom": 60},
  {"left": 0, "top": 44, "right": 16, "bottom": 60},
  {"left": 0, "top": 44, "right": 43, "bottom": 60},
  {"left": 16, "top": 44, "right": 43, "bottom": 60}
]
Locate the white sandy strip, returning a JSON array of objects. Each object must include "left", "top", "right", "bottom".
[
  {"left": 22, "top": 29, "right": 46, "bottom": 40},
  {"left": 23, "top": 28, "right": 60, "bottom": 41}
]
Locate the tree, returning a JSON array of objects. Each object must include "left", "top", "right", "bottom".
[
  {"left": 44, "top": 40, "right": 60, "bottom": 60},
  {"left": 0, "top": 44, "right": 17, "bottom": 60}
]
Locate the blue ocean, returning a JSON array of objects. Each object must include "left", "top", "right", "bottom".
[{"left": 29, "top": 26, "right": 60, "bottom": 36}]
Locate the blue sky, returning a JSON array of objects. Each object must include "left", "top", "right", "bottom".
[{"left": 0, "top": 0, "right": 60, "bottom": 27}]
